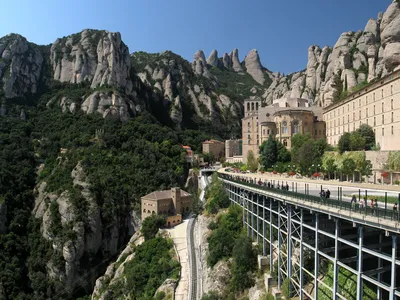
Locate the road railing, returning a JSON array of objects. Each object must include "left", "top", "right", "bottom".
[{"left": 218, "top": 173, "right": 400, "bottom": 223}]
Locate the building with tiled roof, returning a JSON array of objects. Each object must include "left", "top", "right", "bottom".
[{"left": 141, "top": 187, "right": 193, "bottom": 227}]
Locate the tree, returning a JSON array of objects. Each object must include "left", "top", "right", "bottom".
[
  {"left": 341, "top": 158, "right": 356, "bottom": 181},
  {"left": 359, "top": 159, "right": 373, "bottom": 180},
  {"left": 325, "top": 158, "right": 337, "bottom": 179},
  {"left": 356, "top": 124, "right": 375, "bottom": 150},
  {"left": 338, "top": 132, "right": 351, "bottom": 154},
  {"left": 277, "top": 140, "right": 291, "bottom": 163},
  {"left": 203, "top": 152, "right": 215, "bottom": 164},
  {"left": 141, "top": 215, "right": 167, "bottom": 240},
  {"left": 230, "top": 235, "right": 257, "bottom": 292},
  {"left": 294, "top": 140, "right": 316, "bottom": 175},
  {"left": 246, "top": 150, "right": 258, "bottom": 172},
  {"left": 349, "top": 131, "right": 366, "bottom": 151},
  {"left": 259, "top": 135, "right": 277, "bottom": 169},
  {"left": 291, "top": 133, "right": 312, "bottom": 161}
]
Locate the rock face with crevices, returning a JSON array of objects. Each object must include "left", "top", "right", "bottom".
[
  {"left": 0, "top": 34, "right": 43, "bottom": 98},
  {"left": 33, "top": 161, "right": 140, "bottom": 295},
  {"left": 50, "top": 29, "right": 133, "bottom": 94}
]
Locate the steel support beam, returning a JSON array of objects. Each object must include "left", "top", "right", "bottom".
[
  {"left": 314, "top": 213, "right": 319, "bottom": 300},
  {"left": 357, "top": 225, "right": 363, "bottom": 300},
  {"left": 299, "top": 209, "right": 304, "bottom": 300},
  {"left": 278, "top": 201, "right": 282, "bottom": 289},
  {"left": 287, "top": 204, "right": 293, "bottom": 297},
  {"left": 270, "top": 199, "right": 273, "bottom": 274},
  {"left": 257, "top": 194, "right": 260, "bottom": 244},
  {"left": 263, "top": 196, "right": 266, "bottom": 256},
  {"left": 377, "top": 232, "right": 383, "bottom": 300},
  {"left": 333, "top": 218, "right": 339, "bottom": 300},
  {"left": 389, "top": 235, "right": 397, "bottom": 300}
]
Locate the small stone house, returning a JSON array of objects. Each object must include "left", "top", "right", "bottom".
[{"left": 141, "top": 187, "right": 193, "bottom": 227}]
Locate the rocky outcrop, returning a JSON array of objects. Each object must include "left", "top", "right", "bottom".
[
  {"left": 170, "top": 95, "right": 183, "bottom": 126},
  {"left": 207, "top": 49, "right": 219, "bottom": 67},
  {"left": 262, "top": 1, "right": 400, "bottom": 107},
  {"left": 91, "top": 231, "right": 144, "bottom": 300},
  {"left": 230, "top": 48, "right": 243, "bottom": 72},
  {"left": 244, "top": 49, "right": 265, "bottom": 84},
  {"left": 192, "top": 50, "right": 210, "bottom": 78},
  {"left": 0, "top": 34, "right": 43, "bottom": 98},
  {"left": 154, "top": 278, "right": 178, "bottom": 299},
  {"left": 222, "top": 53, "right": 231, "bottom": 68},
  {"left": 185, "top": 168, "right": 199, "bottom": 192},
  {"left": 50, "top": 29, "right": 133, "bottom": 93},
  {"left": 34, "top": 161, "right": 140, "bottom": 294}
]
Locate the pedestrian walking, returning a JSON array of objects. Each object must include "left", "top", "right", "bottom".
[
  {"left": 325, "top": 189, "right": 331, "bottom": 199},
  {"left": 393, "top": 203, "right": 398, "bottom": 220},
  {"left": 351, "top": 195, "right": 357, "bottom": 209},
  {"left": 360, "top": 198, "right": 365, "bottom": 211},
  {"left": 320, "top": 190, "right": 326, "bottom": 198}
]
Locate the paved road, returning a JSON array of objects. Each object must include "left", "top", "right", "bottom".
[{"left": 166, "top": 220, "right": 189, "bottom": 300}]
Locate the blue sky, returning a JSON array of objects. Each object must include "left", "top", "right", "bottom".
[{"left": 0, "top": 0, "right": 392, "bottom": 74}]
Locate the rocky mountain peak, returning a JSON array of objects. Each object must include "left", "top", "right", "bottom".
[
  {"left": 207, "top": 49, "right": 219, "bottom": 67},
  {"left": 193, "top": 50, "right": 206, "bottom": 62},
  {"left": 222, "top": 53, "right": 232, "bottom": 68},
  {"left": 50, "top": 29, "right": 133, "bottom": 94},
  {"left": 230, "top": 48, "right": 243, "bottom": 72},
  {"left": 0, "top": 33, "right": 43, "bottom": 98},
  {"left": 192, "top": 50, "right": 210, "bottom": 77},
  {"left": 244, "top": 49, "right": 265, "bottom": 84}
]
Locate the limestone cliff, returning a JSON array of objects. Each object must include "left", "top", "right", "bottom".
[
  {"left": 263, "top": 1, "right": 400, "bottom": 107},
  {"left": 0, "top": 34, "right": 43, "bottom": 98},
  {"left": 50, "top": 29, "right": 133, "bottom": 94},
  {"left": 33, "top": 161, "right": 140, "bottom": 294}
]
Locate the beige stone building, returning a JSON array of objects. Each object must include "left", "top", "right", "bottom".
[
  {"left": 323, "top": 70, "right": 400, "bottom": 150},
  {"left": 225, "top": 139, "right": 243, "bottom": 163},
  {"left": 141, "top": 187, "right": 192, "bottom": 227},
  {"left": 242, "top": 97, "right": 326, "bottom": 162},
  {"left": 202, "top": 139, "right": 225, "bottom": 159}
]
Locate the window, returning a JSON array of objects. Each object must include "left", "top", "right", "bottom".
[
  {"left": 251, "top": 103, "right": 254, "bottom": 111},
  {"left": 367, "top": 118, "right": 369, "bottom": 125},
  {"left": 374, "top": 117, "right": 376, "bottom": 126},
  {"left": 391, "top": 85, "right": 393, "bottom": 95},
  {"left": 382, "top": 115, "right": 384, "bottom": 124},
  {"left": 381, "top": 89, "right": 384, "bottom": 99},
  {"left": 248, "top": 122, "right": 250, "bottom": 127},
  {"left": 257, "top": 135, "right": 259, "bottom": 145},
  {"left": 392, "top": 112, "right": 394, "bottom": 123},
  {"left": 282, "top": 121, "right": 288, "bottom": 134},
  {"left": 348, "top": 124, "right": 350, "bottom": 132},
  {"left": 263, "top": 129, "right": 265, "bottom": 135},
  {"left": 247, "top": 103, "right": 250, "bottom": 111},
  {"left": 293, "top": 120, "right": 299, "bottom": 134},
  {"left": 256, "top": 103, "right": 259, "bottom": 110},
  {"left": 353, "top": 112, "right": 355, "bottom": 121},
  {"left": 353, "top": 102, "right": 355, "bottom": 109},
  {"left": 366, "top": 95, "right": 368, "bottom": 103},
  {"left": 267, "top": 129, "right": 270, "bottom": 134},
  {"left": 382, "top": 128, "right": 384, "bottom": 136},
  {"left": 374, "top": 105, "right": 375, "bottom": 115},
  {"left": 366, "top": 108, "right": 368, "bottom": 117},
  {"left": 392, "top": 99, "right": 394, "bottom": 109},
  {"left": 392, "top": 126, "right": 394, "bottom": 135},
  {"left": 359, "top": 110, "right": 361, "bottom": 120},
  {"left": 283, "top": 139, "right": 287, "bottom": 147},
  {"left": 382, "top": 102, "right": 384, "bottom": 113},
  {"left": 343, "top": 107, "right": 344, "bottom": 114}
]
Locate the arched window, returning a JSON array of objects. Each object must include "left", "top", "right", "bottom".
[
  {"left": 256, "top": 103, "right": 259, "bottom": 110},
  {"left": 152, "top": 211, "right": 155, "bottom": 214},
  {"left": 247, "top": 103, "right": 250, "bottom": 111},
  {"left": 143, "top": 208, "right": 146, "bottom": 213},
  {"left": 251, "top": 103, "right": 254, "bottom": 111},
  {"left": 282, "top": 121, "right": 288, "bottom": 134},
  {"left": 283, "top": 139, "right": 287, "bottom": 147},
  {"left": 293, "top": 120, "right": 299, "bottom": 134}
]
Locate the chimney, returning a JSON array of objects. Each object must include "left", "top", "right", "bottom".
[{"left": 171, "top": 187, "right": 181, "bottom": 214}]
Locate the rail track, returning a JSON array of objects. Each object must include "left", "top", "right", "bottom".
[{"left": 187, "top": 218, "right": 198, "bottom": 300}]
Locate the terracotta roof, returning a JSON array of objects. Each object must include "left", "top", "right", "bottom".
[
  {"left": 203, "top": 139, "right": 224, "bottom": 144},
  {"left": 142, "top": 188, "right": 191, "bottom": 201}
]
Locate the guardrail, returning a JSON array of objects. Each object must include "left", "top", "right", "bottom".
[{"left": 219, "top": 173, "right": 400, "bottom": 223}]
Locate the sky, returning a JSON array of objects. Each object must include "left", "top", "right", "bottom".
[{"left": 0, "top": 0, "right": 393, "bottom": 74}]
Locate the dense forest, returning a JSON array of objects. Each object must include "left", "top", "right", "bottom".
[{"left": 0, "top": 82, "right": 216, "bottom": 299}]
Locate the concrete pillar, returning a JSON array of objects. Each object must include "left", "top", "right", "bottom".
[
  {"left": 263, "top": 196, "right": 267, "bottom": 256},
  {"left": 257, "top": 194, "right": 260, "bottom": 244},
  {"left": 377, "top": 232, "right": 383, "bottom": 300}
]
